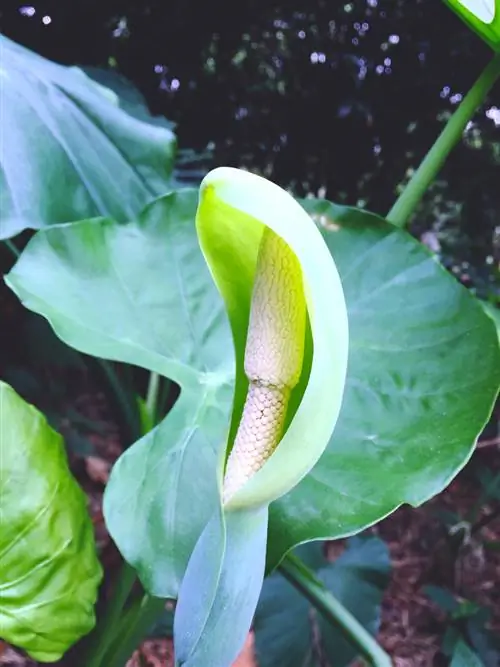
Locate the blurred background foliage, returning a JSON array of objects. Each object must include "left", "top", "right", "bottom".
[{"left": 1, "top": 0, "right": 499, "bottom": 300}]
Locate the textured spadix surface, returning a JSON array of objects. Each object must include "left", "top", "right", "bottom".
[{"left": 222, "top": 227, "right": 307, "bottom": 502}]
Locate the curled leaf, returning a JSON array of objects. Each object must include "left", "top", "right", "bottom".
[{"left": 0, "top": 382, "right": 102, "bottom": 662}]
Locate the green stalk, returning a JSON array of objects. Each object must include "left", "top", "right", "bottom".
[
  {"left": 85, "top": 563, "right": 137, "bottom": 667},
  {"left": 280, "top": 554, "right": 392, "bottom": 667},
  {"left": 146, "top": 371, "right": 160, "bottom": 426},
  {"left": 3, "top": 239, "right": 21, "bottom": 258},
  {"left": 102, "top": 595, "right": 167, "bottom": 667},
  {"left": 96, "top": 358, "right": 141, "bottom": 442},
  {"left": 387, "top": 52, "right": 500, "bottom": 228}
]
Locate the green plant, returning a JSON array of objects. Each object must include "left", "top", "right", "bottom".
[
  {"left": 425, "top": 586, "right": 500, "bottom": 666},
  {"left": 1, "top": 6, "right": 500, "bottom": 666},
  {"left": 0, "top": 382, "right": 102, "bottom": 661}
]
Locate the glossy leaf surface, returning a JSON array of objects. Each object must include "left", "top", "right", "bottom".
[
  {"left": 0, "top": 382, "right": 102, "bottom": 661},
  {"left": 0, "top": 35, "right": 176, "bottom": 240}
]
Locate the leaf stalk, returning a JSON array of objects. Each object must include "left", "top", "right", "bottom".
[
  {"left": 279, "top": 553, "right": 392, "bottom": 667},
  {"left": 387, "top": 51, "right": 500, "bottom": 228}
]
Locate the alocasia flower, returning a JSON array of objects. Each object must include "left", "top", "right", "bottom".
[{"left": 174, "top": 167, "right": 349, "bottom": 666}]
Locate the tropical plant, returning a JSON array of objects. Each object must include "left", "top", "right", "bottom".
[{"left": 1, "top": 3, "right": 500, "bottom": 665}]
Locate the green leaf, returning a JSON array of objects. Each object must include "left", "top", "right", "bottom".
[
  {"left": 266, "top": 199, "right": 500, "bottom": 567},
  {"left": 451, "top": 640, "right": 485, "bottom": 667},
  {"left": 6, "top": 190, "right": 500, "bottom": 594},
  {"left": 174, "top": 506, "right": 268, "bottom": 667},
  {"left": 0, "top": 381, "right": 102, "bottom": 662},
  {"left": 0, "top": 35, "right": 176, "bottom": 240},
  {"left": 424, "top": 586, "right": 461, "bottom": 615},
  {"left": 254, "top": 537, "right": 390, "bottom": 667},
  {"left": 104, "top": 386, "right": 231, "bottom": 597},
  {"left": 480, "top": 300, "right": 500, "bottom": 341},
  {"left": 467, "top": 612, "right": 500, "bottom": 667}
]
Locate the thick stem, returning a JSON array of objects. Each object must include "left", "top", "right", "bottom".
[
  {"left": 280, "top": 554, "right": 392, "bottom": 667},
  {"left": 387, "top": 52, "right": 500, "bottom": 228}
]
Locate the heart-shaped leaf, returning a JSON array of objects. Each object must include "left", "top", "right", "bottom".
[
  {"left": 8, "top": 190, "right": 233, "bottom": 597},
  {"left": 266, "top": 199, "right": 500, "bottom": 567},
  {"left": 6, "top": 186, "right": 499, "bottom": 595},
  {"left": 0, "top": 35, "right": 176, "bottom": 240},
  {"left": 0, "top": 381, "right": 102, "bottom": 662}
]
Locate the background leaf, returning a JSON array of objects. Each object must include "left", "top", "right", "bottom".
[
  {"left": 254, "top": 537, "right": 390, "bottom": 667},
  {"left": 451, "top": 640, "right": 485, "bottom": 667},
  {"left": 0, "top": 35, "right": 176, "bottom": 240},
  {"left": 0, "top": 381, "right": 102, "bottom": 662},
  {"left": 6, "top": 194, "right": 499, "bottom": 593}
]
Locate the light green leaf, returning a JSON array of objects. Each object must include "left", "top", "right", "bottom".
[
  {"left": 0, "top": 35, "right": 176, "bottom": 240},
  {"left": 254, "top": 537, "right": 390, "bottom": 667},
  {"left": 5, "top": 184, "right": 499, "bottom": 596},
  {"left": 0, "top": 381, "right": 102, "bottom": 662},
  {"left": 480, "top": 300, "right": 500, "bottom": 340},
  {"left": 266, "top": 199, "right": 500, "bottom": 568},
  {"left": 8, "top": 190, "right": 233, "bottom": 598},
  {"left": 443, "top": 0, "right": 500, "bottom": 51}
]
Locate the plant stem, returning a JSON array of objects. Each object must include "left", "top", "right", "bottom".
[
  {"left": 96, "top": 358, "right": 141, "bottom": 442},
  {"left": 3, "top": 239, "right": 20, "bottom": 258},
  {"left": 387, "top": 52, "right": 500, "bottom": 228},
  {"left": 280, "top": 553, "right": 392, "bottom": 667},
  {"left": 85, "top": 563, "right": 137, "bottom": 667},
  {"left": 146, "top": 371, "right": 160, "bottom": 426},
  {"left": 102, "top": 595, "right": 167, "bottom": 667}
]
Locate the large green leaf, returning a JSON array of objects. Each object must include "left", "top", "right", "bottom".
[
  {"left": 266, "top": 199, "right": 500, "bottom": 567},
  {"left": 0, "top": 35, "right": 176, "bottom": 240},
  {"left": 8, "top": 190, "right": 233, "bottom": 598},
  {"left": 5, "top": 190, "right": 499, "bottom": 594},
  {"left": 254, "top": 537, "right": 390, "bottom": 667},
  {"left": 0, "top": 381, "right": 102, "bottom": 662}
]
